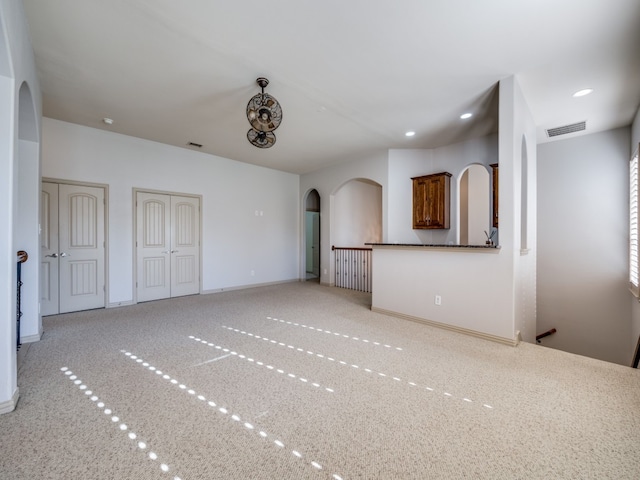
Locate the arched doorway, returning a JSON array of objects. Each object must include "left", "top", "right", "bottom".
[
  {"left": 304, "top": 189, "right": 320, "bottom": 281},
  {"left": 458, "top": 164, "right": 491, "bottom": 245},
  {"left": 15, "top": 82, "right": 41, "bottom": 343},
  {"left": 331, "top": 179, "right": 382, "bottom": 292},
  {"left": 332, "top": 178, "right": 382, "bottom": 247}
]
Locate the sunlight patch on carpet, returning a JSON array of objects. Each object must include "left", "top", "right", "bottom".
[
  {"left": 221, "top": 326, "right": 495, "bottom": 410},
  {"left": 188, "top": 335, "right": 335, "bottom": 393},
  {"left": 121, "top": 351, "right": 344, "bottom": 479},
  {"left": 59, "top": 367, "right": 182, "bottom": 480},
  {"left": 266, "top": 315, "right": 404, "bottom": 351}
]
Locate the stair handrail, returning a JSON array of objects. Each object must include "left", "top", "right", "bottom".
[
  {"left": 16, "top": 250, "right": 28, "bottom": 351},
  {"left": 536, "top": 328, "right": 557, "bottom": 343}
]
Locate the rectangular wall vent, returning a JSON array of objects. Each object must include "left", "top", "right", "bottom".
[{"left": 546, "top": 121, "right": 586, "bottom": 138}]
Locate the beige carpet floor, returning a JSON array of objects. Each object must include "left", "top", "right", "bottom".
[{"left": 1, "top": 281, "right": 640, "bottom": 479}]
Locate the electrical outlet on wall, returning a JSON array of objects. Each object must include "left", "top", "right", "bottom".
[{"left": 435, "top": 295, "right": 442, "bottom": 306}]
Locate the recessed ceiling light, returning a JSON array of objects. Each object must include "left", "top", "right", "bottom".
[
  {"left": 460, "top": 113, "right": 472, "bottom": 119},
  {"left": 102, "top": 117, "right": 114, "bottom": 125},
  {"left": 405, "top": 131, "right": 416, "bottom": 137},
  {"left": 573, "top": 88, "right": 593, "bottom": 98}
]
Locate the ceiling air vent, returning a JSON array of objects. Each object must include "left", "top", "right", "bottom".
[{"left": 545, "top": 121, "right": 586, "bottom": 138}]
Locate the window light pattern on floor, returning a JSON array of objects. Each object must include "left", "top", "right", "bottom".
[
  {"left": 188, "top": 335, "right": 335, "bottom": 393},
  {"left": 222, "top": 325, "right": 494, "bottom": 411},
  {"left": 59, "top": 367, "right": 180, "bottom": 479},
  {"left": 266, "top": 316, "right": 404, "bottom": 351},
  {"left": 121, "top": 351, "right": 344, "bottom": 480}
]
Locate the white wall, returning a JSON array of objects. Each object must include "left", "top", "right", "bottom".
[
  {"left": 537, "top": 127, "right": 631, "bottom": 365},
  {"left": 372, "top": 247, "right": 512, "bottom": 340},
  {"left": 373, "top": 77, "right": 535, "bottom": 343},
  {"left": 505, "top": 75, "right": 538, "bottom": 344},
  {"left": 301, "top": 78, "right": 536, "bottom": 344},
  {"left": 42, "top": 118, "right": 300, "bottom": 303},
  {"left": 333, "top": 179, "right": 382, "bottom": 247},
  {"left": 387, "top": 134, "right": 498, "bottom": 245},
  {"left": 15, "top": 138, "right": 40, "bottom": 341},
  {"left": 0, "top": 0, "right": 42, "bottom": 413}
]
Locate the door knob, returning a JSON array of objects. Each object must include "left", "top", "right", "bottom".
[
  {"left": 171, "top": 250, "right": 179, "bottom": 253},
  {"left": 45, "top": 253, "right": 58, "bottom": 258},
  {"left": 59, "top": 252, "right": 70, "bottom": 257}
]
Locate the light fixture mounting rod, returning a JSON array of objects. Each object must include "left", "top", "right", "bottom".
[{"left": 256, "top": 77, "right": 269, "bottom": 93}]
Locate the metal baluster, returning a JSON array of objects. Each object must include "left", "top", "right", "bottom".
[{"left": 16, "top": 250, "right": 27, "bottom": 351}]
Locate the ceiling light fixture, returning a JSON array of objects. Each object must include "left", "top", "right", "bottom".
[
  {"left": 460, "top": 113, "right": 472, "bottom": 119},
  {"left": 246, "top": 77, "right": 282, "bottom": 149},
  {"left": 573, "top": 88, "right": 593, "bottom": 97},
  {"left": 405, "top": 131, "right": 416, "bottom": 137}
]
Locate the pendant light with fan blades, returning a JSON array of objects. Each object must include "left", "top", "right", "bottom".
[{"left": 246, "top": 77, "right": 282, "bottom": 148}]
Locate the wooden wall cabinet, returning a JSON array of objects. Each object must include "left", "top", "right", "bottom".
[
  {"left": 412, "top": 172, "right": 452, "bottom": 229},
  {"left": 490, "top": 163, "right": 498, "bottom": 228}
]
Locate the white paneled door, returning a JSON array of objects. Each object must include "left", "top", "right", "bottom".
[
  {"left": 41, "top": 182, "right": 106, "bottom": 315},
  {"left": 136, "top": 192, "right": 200, "bottom": 303}
]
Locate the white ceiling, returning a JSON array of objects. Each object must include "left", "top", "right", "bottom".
[{"left": 23, "top": 0, "right": 640, "bottom": 174}]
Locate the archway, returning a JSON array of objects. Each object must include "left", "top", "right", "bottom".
[
  {"left": 304, "top": 189, "right": 321, "bottom": 281},
  {"left": 458, "top": 164, "right": 491, "bottom": 245},
  {"left": 14, "top": 82, "right": 41, "bottom": 344},
  {"left": 332, "top": 178, "right": 382, "bottom": 247}
]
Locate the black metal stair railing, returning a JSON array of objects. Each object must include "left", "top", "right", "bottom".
[{"left": 16, "top": 250, "right": 28, "bottom": 351}]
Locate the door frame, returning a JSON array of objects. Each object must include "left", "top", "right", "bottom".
[
  {"left": 42, "top": 177, "right": 110, "bottom": 312},
  {"left": 132, "top": 188, "right": 203, "bottom": 304}
]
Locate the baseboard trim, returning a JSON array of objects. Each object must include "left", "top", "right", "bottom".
[
  {"left": 371, "top": 307, "right": 519, "bottom": 347},
  {"left": 20, "top": 331, "right": 42, "bottom": 343},
  {"left": 107, "top": 300, "right": 135, "bottom": 309},
  {"left": 0, "top": 388, "right": 19, "bottom": 415},
  {"left": 201, "top": 278, "right": 299, "bottom": 295}
]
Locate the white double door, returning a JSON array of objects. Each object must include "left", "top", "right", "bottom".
[
  {"left": 41, "top": 182, "right": 106, "bottom": 315},
  {"left": 136, "top": 192, "right": 200, "bottom": 302}
]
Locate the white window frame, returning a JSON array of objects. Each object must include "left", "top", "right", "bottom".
[{"left": 631, "top": 147, "right": 640, "bottom": 296}]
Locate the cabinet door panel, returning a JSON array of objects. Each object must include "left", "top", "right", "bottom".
[{"left": 412, "top": 172, "right": 451, "bottom": 229}]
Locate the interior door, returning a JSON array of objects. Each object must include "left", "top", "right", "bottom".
[
  {"left": 41, "top": 182, "right": 106, "bottom": 315},
  {"left": 170, "top": 195, "right": 200, "bottom": 298},
  {"left": 136, "top": 192, "right": 200, "bottom": 302},
  {"left": 136, "top": 192, "right": 171, "bottom": 302},
  {"left": 305, "top": 211, "right": 320, "bottom": 277},
  {"left": 58, "top": 184, "right": 105, "bottom": 313},
  {"left": 41, "top": 182, "right": 59, "bottom": 316},
  {"left": 311, "top": 212, "right": 320, "bottom": 276},
  {"left": 305, "top": 212, "right": 314, "bottom": 273}
]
